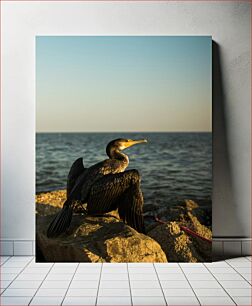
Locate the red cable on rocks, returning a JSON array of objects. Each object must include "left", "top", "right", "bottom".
[
  {"left": 179, "top": 225, "right": 212, "bottom": 244},
  {"left": 154, "top": 217, "right": 212, "bottom": 244}
]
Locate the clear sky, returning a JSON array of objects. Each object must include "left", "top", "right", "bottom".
[{"left": 36, "top": 36, "right": 212, "bottom": 132}]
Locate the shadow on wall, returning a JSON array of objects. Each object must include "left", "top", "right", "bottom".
[{"left": 212, "top": 41, "right": 245, "bottom": 238}]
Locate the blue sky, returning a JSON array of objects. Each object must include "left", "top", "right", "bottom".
[{"left": 36, "top": 36, "right": 212, "bottom": 132}]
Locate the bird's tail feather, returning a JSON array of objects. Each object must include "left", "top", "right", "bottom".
[{"left": 47, "top": 204, "right": 73, "bottom": 238}]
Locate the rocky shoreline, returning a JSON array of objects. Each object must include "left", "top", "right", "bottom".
[{"left": 36, "top": 190, "right": 212, "bottom": 262}]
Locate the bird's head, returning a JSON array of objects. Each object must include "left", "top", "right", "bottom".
[{"left": 106, "top": 138, "right": 147, "bottom": 158}]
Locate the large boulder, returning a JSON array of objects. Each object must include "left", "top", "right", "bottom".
[
  {"left": 37, "top": 213, "right": 167, "bottom": 263},
  {"left": 36, "top": 192, "right": 167, "bottom": 262}
]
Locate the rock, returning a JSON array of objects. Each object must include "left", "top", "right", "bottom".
[
  {"left": 155, "top": 199, "right": 211, "bottom": 228},
  {"left": 36, "top": 190, "right": 88, "bottom": 216},
  {"left": 36, "top": 190, "right": 212, "bottom": 262},
  {"left": 36, "top": 191, "right": 167, "bottom": 262},
  {"left": 184, "top": 199, "right": 199, "bottom": 210},
  {"left": 36, "top": 213, "right": 167, "bottom": 262},
  {"left": 148, "top": 222, "right": 201, "bottom": 262},
  {"left": 36, "top": 190, "right": 67, "bottom": 209},
  {"left": 36, "top": 203, "right": 61, "bottom": 217},
  {"left": 147, "top": 202, "right": 212, "bottom": 262}
]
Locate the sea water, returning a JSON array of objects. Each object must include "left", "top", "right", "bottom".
[{"left": 36, "top": 132, "right": 212, "bottom": 208}]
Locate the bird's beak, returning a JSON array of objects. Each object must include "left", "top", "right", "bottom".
[{"left": 124, "top": 139, "right": 148, "bottom": 148}]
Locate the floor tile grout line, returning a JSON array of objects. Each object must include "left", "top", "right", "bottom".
[
  {"left": 243, "top": 256, "right": 251, "bottom": 262},
  {"left": 0, "top": 256, "right": 34, "bottom": 297},
  {"left": 95, "top": 262, "right": 103, "bottom": 306},
  {"left": 1, "top": 256, "right": 31, "bottom": 267},
  {"left": 0, "top": 255, "right": 12, "bottom": 266},
  {"left": 28, "top": 260, "right": 55, "bottom": 305},
  {"left": 127, "top": 263, "right": 133, "bottom": 306},
  {"left": 0, "top": 255, "right": 12, "bottom": 292},
  {"left": 225, "top": 257, "right": 251, "bottom": 264},
  {"left": 184, "top": 279, "right": 251, "bottom": 286},
  {"left": 203, "top": 263, "right": 238, "bottom": 305},
  {"left": 225, "top": 260, "right": 252, "bottom": 285},
  {"left": 153, "top": 263, "right": 168, "bottom": 305},
  {"left": 61, "top": 262, "right": 80, "bottom": 305},
  {"left": 178, "top": 263, "right": 202, "bottom": 306}
]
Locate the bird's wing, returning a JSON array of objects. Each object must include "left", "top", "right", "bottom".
[
  {"left": 47, "top": 204, "right": 73, "bottom": 238},
  {"left": 47, "top": 157, "right": 86, "bottom": 237},
  {"left": 67, "top": 157, "right": 86, "bottom": 197},
  {"left": 87, "top": 170, "right": 145, "bottom": 233},
  {"left": 117, "top": 182, "right": 145, "bottom": 234},
  {"left": 68, "top": 159, "right": 110, "bottom": 202}
]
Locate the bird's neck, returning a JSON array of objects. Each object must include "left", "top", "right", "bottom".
[{"left": 108, "top": 149, "right": 129, "bottom": 165}]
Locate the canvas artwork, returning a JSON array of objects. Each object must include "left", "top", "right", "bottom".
[{"left": 36, "top": 36, "right": 212, "bottom": 262}]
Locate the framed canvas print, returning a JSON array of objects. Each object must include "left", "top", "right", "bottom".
[{"left": 36, "top": 36, "right": 212, "bottom": 262}]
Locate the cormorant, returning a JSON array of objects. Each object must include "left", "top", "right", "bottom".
[{"left": 47, "top": 138, "right": 147, "bottom": 238}]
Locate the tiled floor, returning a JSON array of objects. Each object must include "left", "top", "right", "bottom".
[{"left": 0, "top": 256, "right": 251, "bottom": 305}]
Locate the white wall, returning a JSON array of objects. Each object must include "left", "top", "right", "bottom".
[{"left": 1, "top": 1, "right": 250, "bottom": 241}]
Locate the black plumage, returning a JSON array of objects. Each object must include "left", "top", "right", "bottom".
[{"left": 47, "top": 138, "right": 147, "bottom": 238}]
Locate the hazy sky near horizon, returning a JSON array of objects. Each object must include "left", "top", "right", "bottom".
[{"left": 36, "top": 36, "right": 212, "bottom": 132}]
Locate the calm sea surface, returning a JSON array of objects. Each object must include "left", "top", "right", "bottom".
[{"left": 36, "top": 132, "right": 212, "bottom": 207}]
